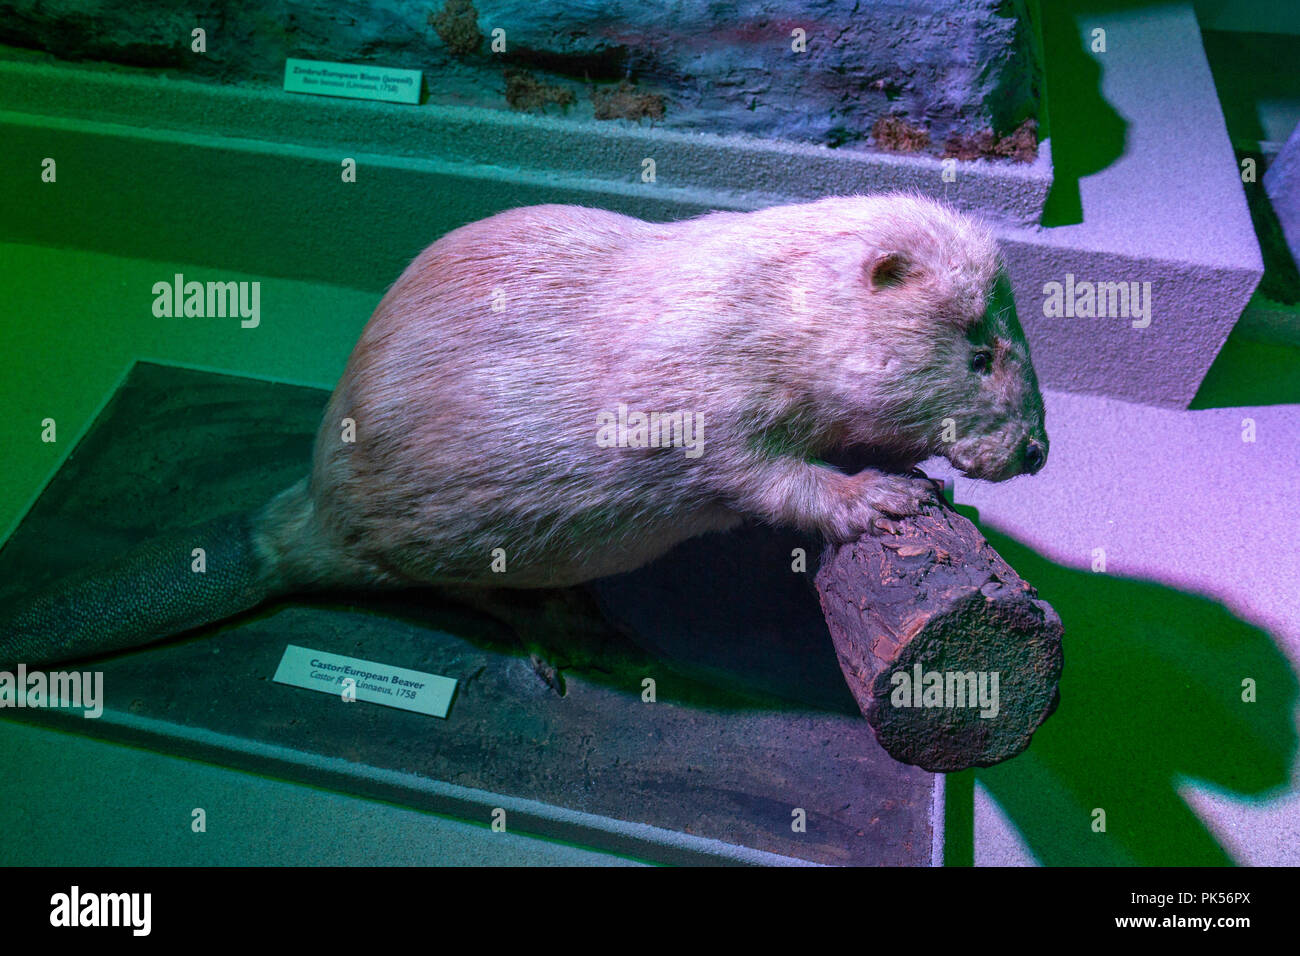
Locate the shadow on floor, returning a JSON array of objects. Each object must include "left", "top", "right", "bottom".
[
  {"left": 465, "top": 504, "right": 1298, "bottom": 865},
  {"left": 942, "top": 509, "right": 1297, "bottom": 865},
  {"left": 550, "top": 506, "right": 1298, "bottom": 865}
]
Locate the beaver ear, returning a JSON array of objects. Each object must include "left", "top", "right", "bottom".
[{"left": 865, "top": 252, "right": 912, "bottom": 290}]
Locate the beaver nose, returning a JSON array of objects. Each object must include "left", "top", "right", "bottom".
[{"left": 1024, "top": 440, "right": 1047, "bottom": 474}]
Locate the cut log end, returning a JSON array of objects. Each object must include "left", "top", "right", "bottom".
[{"left": 815, "top": 497, "right": 1063, "bottom": 772}]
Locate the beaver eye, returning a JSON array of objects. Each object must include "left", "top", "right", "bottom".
[{"left": 972, "top": 350, "right": 993, "bottom": 375}]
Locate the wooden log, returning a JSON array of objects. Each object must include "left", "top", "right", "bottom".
[{"left": 814, "top": 487, "right": 1063, "bottom": 772}]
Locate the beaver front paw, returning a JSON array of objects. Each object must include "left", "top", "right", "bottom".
[{"left": 826, "top": 470, "right": 938, "bottom": 541}]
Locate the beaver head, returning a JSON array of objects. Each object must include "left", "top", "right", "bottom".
[
  {"left": 934, "top": 266, "right": 1048, "bottom": 481},
  {"left": 781, "top": 194, "right": 1048, "bottom": 481}
]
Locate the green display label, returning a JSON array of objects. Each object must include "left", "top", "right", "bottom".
[
  {"left": 283, "top": 58, "right": 422, "bottom": 105},
  {"left": 273, "top": 645, "right": 457, "bottom": 718}
]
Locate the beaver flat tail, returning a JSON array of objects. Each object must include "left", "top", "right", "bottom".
[{"left": 0, "top": 479, "right": 326, "bottom": 669}]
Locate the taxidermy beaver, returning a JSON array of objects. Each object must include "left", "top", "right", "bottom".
[{"left": 0, "top": 194, "right": 1047, "bottom": 670}]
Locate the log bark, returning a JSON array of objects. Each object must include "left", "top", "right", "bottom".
[{"left": 814, "top": 493, "right": 1063, "bottom": 772}]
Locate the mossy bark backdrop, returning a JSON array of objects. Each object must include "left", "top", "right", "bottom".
[{"left": 0, "top": 0, "right": 1041, "bottom": 154}]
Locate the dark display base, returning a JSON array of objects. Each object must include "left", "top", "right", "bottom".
[{"left": 0, "top": 362, "right": 935, "bottom": 865}]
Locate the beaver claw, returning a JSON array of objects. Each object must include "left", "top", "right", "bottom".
[
  {"left": 529, "top": 652, "right": 567, "bottom": 695},
  {"left": 870, "top": 516, "right": 907, "bottom": 536}
]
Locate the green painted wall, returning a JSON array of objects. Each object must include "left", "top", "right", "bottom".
[{"left": 0, "top": 242, "right": 377, "bottom": 541}]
